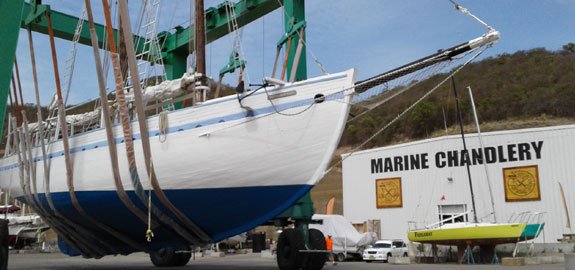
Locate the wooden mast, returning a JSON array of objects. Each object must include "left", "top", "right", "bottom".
[
  {"left": 195, "top": 0, "right": 206, "bottom": 76},
  {"left": 194, "top": 0, "right": 208, "bottom": 103}
]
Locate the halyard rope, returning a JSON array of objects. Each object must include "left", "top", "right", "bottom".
[{"left": 274, "top": 0, "right": 329, "bottom": 75}]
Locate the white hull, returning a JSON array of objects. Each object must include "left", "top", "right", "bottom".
[
  {"left": 1, "top": 70, "right": 354, "bottom": 194},
  {"left": 0, "top": 70, "right": 355, "bottom": 254}
]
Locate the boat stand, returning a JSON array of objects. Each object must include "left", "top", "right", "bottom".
[
  {"left": 459, "top": 242, "right": 475, "bottom": 264},
  {"left": 431, "top": 244, "right": 439, "bottom": 263},
  {"left": 491, "top": 250, "right": 500, "bottom": 264}
]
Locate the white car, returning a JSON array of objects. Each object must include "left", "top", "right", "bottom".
[{"left": 362, "top": 240, "right": 408, "bottom": 262}]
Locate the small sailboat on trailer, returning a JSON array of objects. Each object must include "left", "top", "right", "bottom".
[
  {"left": 407, "top": 77, "right": 528, "bottom": 263},
  {"left": 0, "top": 0, "right": 501, "bottom": 268},
  {"left": 408, "top": 213, "right": 527, "bottom": 246}
]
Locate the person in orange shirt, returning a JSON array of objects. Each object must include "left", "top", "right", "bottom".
[
  {"left": 325, "top": 235, "right": 333, "bottom": 252},
  {"left": 325, "top": 235, "right": 335, "bottom": 265}
]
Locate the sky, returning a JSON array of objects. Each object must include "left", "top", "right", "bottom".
[{"left": 11, "top": 0, "right": 575, "bottom": 106}]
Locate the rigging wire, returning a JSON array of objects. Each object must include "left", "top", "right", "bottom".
[
  {"left": 235, "top": 82, "right": 317, "bottom": 116},
  {"left": 324, "top": 46, "right": 490, "bottom": 176},
  {"left": 263, "top": 87, "right": 317, "bottom": 116},
  {"left": 346, "top": 60, "right": 455, "bottom": 123},
  {"left": 195, "top": 26, "right": 497, "bottom": 141},
  {"left": 224, "top": 0, "right": 250, "bottom": 84},
  {"left": 201, "top": 48, "right": 480, "bottom": 137},
  {"left": 274, "top": 0, "right": 329, "bottom": 75},
  {"left": 448, "top": 0, "right": 494, "bottom": 31},
  {"left": 62, "top": 3, "right": 86, "bottom": 107}
]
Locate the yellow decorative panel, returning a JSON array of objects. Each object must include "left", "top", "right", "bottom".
[
  {"left": 503, "top": 165, "right": 540, "bottom": 202},
  {"left": 376, "top": 177, "right": 403, "bottom": 208}
]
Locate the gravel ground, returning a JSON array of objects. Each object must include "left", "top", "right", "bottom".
[{"left": 6, "top": 252, "right": 567, "bottom": 270}]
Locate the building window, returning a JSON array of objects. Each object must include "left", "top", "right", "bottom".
[{"left": 438, "top": 204, "right": 468, "bottom": 225}]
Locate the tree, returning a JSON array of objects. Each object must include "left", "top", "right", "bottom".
[{"left": 562, "top": 43, "right": 575, "bottom": 54}]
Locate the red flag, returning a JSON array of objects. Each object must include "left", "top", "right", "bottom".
[{"left": 440, "top": 195, "right": 446, "bottom": 201}]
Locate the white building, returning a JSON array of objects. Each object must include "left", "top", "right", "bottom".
[{"left": 342, "top": 124, "right": 575, "bottom": 243}]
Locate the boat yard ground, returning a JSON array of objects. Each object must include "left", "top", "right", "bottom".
[{"left": 7, "top": 252, "right": 565, "bottom": 270}]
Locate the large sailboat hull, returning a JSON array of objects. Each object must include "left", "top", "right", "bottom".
[
  {"left": 0, "top": 70, "right": 355, "bottom": 255},
  {"left": 408, "top": 222, "right": 527, "bottom": 246}
]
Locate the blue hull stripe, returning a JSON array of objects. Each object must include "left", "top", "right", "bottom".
[
  {"left": 0, "top": 92, "right": 345, "bottom": 172},
  {"left": 21, "top": 184, "right": 312, "bottom": 255}
]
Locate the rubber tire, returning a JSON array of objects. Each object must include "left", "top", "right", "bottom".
[
  {"left": 365, "top": 260, "right": 372, "bottom": 263},
  {"left": 385, "top": 252, "right": 392, "bottom": 263},
  {"left": 302, "top": 228, "right": 327, "bottom": 270},
  {"left": 150, "top": 247, "right": 190, "bottom": 267},
  {"left": 0, "top": 220, "right": 8, "bottom": 270},
  {"left": 174, "top": 247, "right": 192, "bottom": 267},
  {"left": 336, "top": 253, "right": 345, "bottom": 262},
  {"left": 277, "top": 229, "right": 305, "bottom": 270}
]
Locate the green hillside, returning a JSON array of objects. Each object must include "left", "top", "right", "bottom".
[{"left": 341, "top": 45, "right": 575, "bottom": 149}]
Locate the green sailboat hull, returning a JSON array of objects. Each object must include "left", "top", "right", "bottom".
[{"left": 520, "top": 223, "right": 545, "bottom": 241}]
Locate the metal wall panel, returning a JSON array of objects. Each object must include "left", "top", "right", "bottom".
[{"left": 342, "top": 125, "right": 575, "bottom": 242}]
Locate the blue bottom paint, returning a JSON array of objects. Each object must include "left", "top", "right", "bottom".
[{"left": 22, "top": 184, "right": 312, "bottom": 256}]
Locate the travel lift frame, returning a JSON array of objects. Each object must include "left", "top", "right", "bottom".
[{"left": 0, "top": 0, "right": 323, "bottom": 268}]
